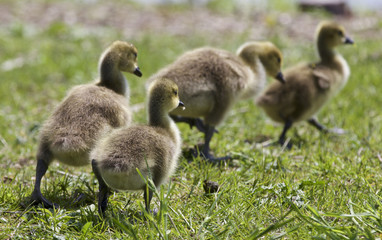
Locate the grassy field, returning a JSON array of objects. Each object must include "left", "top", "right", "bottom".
[{"left": 1, "top": 0, "right": 382, "bottom": 239}]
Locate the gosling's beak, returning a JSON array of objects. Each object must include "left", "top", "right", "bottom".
[
  {"left": 344, "top": 36, "right": 354, "bottom": 45},
  {"left": 133, "top": 67, "right": 142, "bottom": 77},
  {"left": 178, "top": 100, "right": 185, "bottom": 110},
  {"left": 275, "top": 71, "right": 286, "bottom": 84}
]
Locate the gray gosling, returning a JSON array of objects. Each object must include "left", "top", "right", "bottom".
[
  {"left": 91, "top": 78, "right": 184, "bottom": 215},
  {"left": 31, "top": 41, "right": 142, "bottom": 208},
  {"left": 147, "top": 42, "right": 284, "bottom": 162},
  {"left": 256, "top": 21, "right": 353, "bottom": 146}
]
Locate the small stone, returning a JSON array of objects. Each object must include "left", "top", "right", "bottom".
[{"left": 203, "top": 180, "right": 219, "bottom": 194}]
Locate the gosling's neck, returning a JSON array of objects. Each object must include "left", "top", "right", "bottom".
[
  {"left": 317, "top": 38, "right": 336, "bottom": 64},
  {"left": 238, "top": 53, "right": 266, "bottom": 99},
  {"left": 238, "top": 52, "right": 262, "bottom": 75},
  {"left": 97, "top": 52, "right": 128, "bottom": 96},
  {"left": 148, "top": 102, "right": 172, "bottom": 130}
]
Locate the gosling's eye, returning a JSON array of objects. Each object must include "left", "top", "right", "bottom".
[
  {"left": 133, "top": 52, "right": 137, "bottom": 58},
  {"left": 277, "top": 57, "right": 281, "bottom": 63},
  {"left": 337, "top": 30, "right": 343, "bottom": 36},
  {"left": 173, "top": 90, "right": 178, "bottom": 95}
]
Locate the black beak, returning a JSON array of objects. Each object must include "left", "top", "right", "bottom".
[
  {"left": 344, "top": 36, "right": 354, "bottom": 44},
  {"left": 275, "top": 71, "right": 286, "bottom": 84},
  {"left": 178, "top": 100, "right": 185, "bottom": 109},
  {"left": 133, "top": 67, "right": 142, "bottom": 77}
]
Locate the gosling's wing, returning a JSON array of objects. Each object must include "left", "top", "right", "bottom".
[
  {"left": 215, "top": 49, "right": 249, "bottom": 91},
  {"left": 256, "top": 63, "right": 308, "bottom": 106},
  {"left": 311, "top": 64, "right": 335, "bottom": 90}
]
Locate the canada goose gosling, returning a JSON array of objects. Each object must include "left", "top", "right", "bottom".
[
  {"left": 91, "top": 78, "right": 184, "bottom": 215},
  {"left": 31, "top": 41, "right": 142, "bottom": 208},
  {"left": 256, "top": 21, "right": 353, "bottom": 146},
  {"left": 148, "top": 41, "right": 284, "bottom": 162}
]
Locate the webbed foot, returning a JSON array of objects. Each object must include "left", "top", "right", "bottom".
[
  {"left": 278, "top": 138, "right": 293, "bottom": 150},
  {"left": 190, "top": 147, "right": 231, "bottom": 163},
  {"left": 30, "top": 190, "right": 59, "bottom": 209}
]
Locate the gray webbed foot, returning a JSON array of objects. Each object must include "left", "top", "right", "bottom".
[
  {"left": 31, "top": 157, "right": 59, "bottom": 208},
  {"left": 278, "top": 138, "right": 293, "bottom": 150},
  {"left": 307, "top": 118, "right": 346, "bottom": 135},
  {"left": 190, "top": 147, "right": 231, "bottom": 164},
  {"left": 30, "top": 191, "right": 59, "bottom": 209}
]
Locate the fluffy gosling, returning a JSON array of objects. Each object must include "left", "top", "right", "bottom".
[
  {"left": 256, "top": 21, "right": 353, "bottom": 146},
  {"left": 147, "top": 42, "right": 284, "bottom": 162},
  {"left": 31, "top": 41, "right": 142, "bottom": 208},
  {"left": 91, "top": 78, "right": 184, "bottom": 215}
]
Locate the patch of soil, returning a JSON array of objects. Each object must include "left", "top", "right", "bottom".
[{"left": 0, "top": 1, "right": 381, "bottom": 42}]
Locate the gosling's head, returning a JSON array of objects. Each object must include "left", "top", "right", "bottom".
[
  {"left": 148, "top": 78, "right": 185, "bottom": 112},
  {"left": 104, "top": 41, "right": 142, "bottom": 77},
  {"left": 237, "top": 41, "right": 285, "bottom": 83},
  {"left": 316, "top": 21, "right": 354, "bottom": 48}
]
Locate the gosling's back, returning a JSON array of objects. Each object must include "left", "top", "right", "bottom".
[
  {"left": 149, "top": 47, "right": 251, "bottom": 126},
  {"left": 91, "top": 78, "right": 182, "bottom": 192},
  {"left": 91, "top": 125, "right": 180, "bottom": 191},
  {"left": 39, "top": 84, "right": 131, "bottom": 166},
  {"left": 257, "top": 57, "right": 349, "bottom": 123}
]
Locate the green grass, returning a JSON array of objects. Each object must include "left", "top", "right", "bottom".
[{"left": 1, "top": 1, "right": 382, "bottom": 239}]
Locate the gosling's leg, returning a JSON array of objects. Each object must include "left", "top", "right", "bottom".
[
  {"left": 200, "top": 124, "right": 231, "bottom": 163},
  {"left": 307, "top": 118, "right": 327, "bottom": 132},
  {"left": 307, "top": 118, "right": 346, "bottom": 135},
  {"left": 170, "top": 115, "right": 217, "bottom": 134},
  {"left": 31, "top": 151, "right": 56, "bottom": 208},
  {"left": 279, "top": 120, "right": 293, "bottom": 146},
  {"left": 92, "top": 160, "right": 109, "bottom": 216}
]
